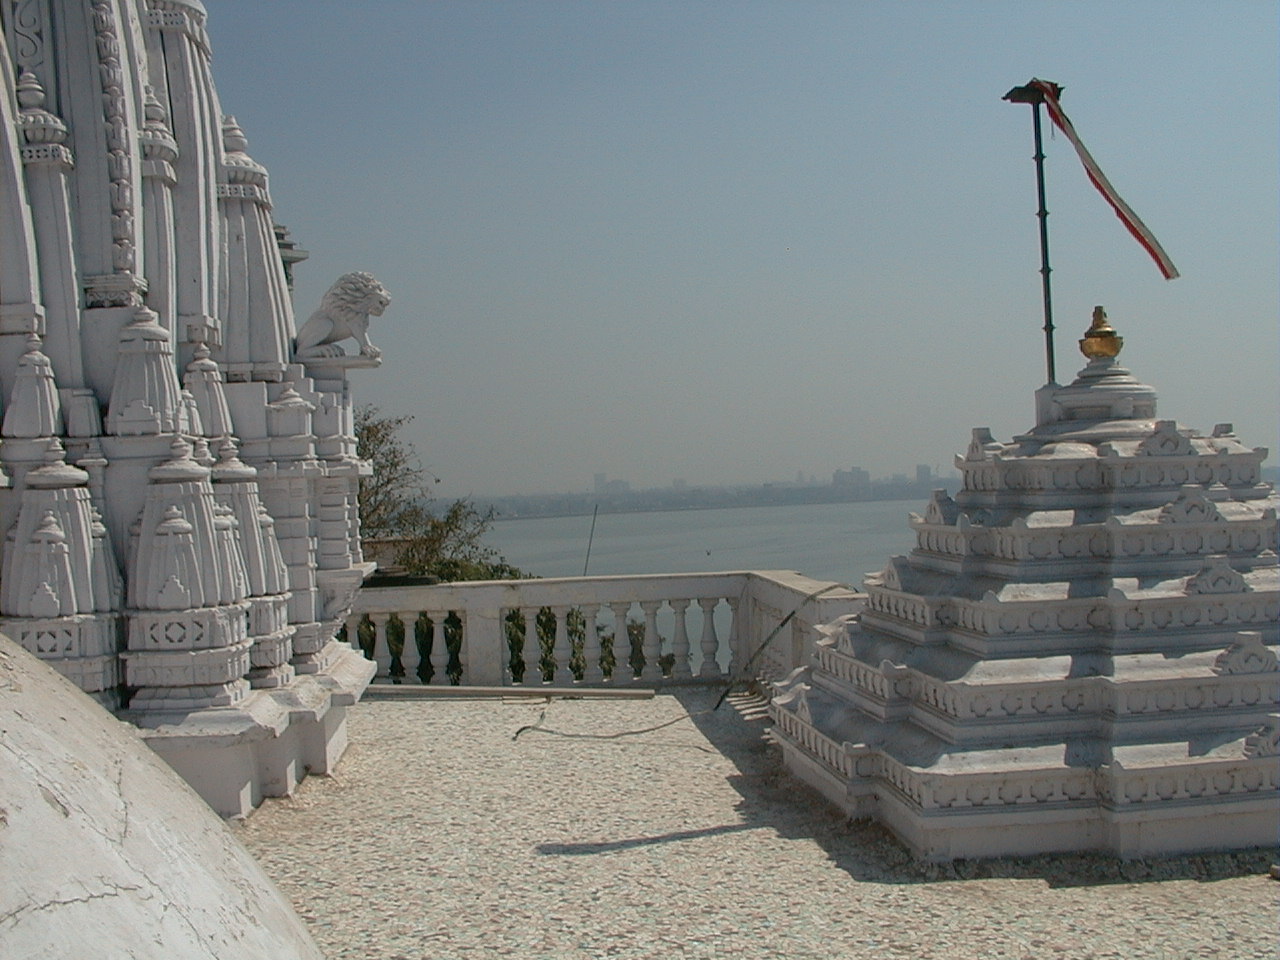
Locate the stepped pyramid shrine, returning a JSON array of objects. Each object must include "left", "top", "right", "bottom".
[
  {"left": 772, "top": 308, "right": 1279, "bottom": 860},
  {"left": 0, "top": 0, "right": 377, "bottom": 815}
]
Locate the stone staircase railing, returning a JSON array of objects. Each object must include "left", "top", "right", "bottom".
[{"left": 347, "top": 570, "right": 863, "bottom": 687}]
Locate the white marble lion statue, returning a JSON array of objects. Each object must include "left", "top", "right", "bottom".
[{"left": 294, "top": 271, "right": 390, "bottom": 360}]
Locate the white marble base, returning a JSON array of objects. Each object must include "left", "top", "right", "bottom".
[{"left": 127, "top": 643, "right": 374, "bottom": 817}]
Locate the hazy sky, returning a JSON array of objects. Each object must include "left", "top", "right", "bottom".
[{"left": 208, "top": 1, "right": 1278, "bottom": 499}]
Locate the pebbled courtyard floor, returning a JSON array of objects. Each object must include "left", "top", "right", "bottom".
[{"left": 235, "top": 688, "right": 1277, "bottom": 960}]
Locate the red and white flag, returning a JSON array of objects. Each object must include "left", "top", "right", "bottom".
[{"left": 1028, "top": 78, "right": 1180, "bottom": 280}]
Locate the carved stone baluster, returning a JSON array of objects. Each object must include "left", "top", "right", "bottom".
[
  {"left": 609, "top": 602, "right": 632, "bottom": 685},
  {"left": 521, "top": 606, "right": 543, "bottom": 686},
  {"left": 413, "top": 614, "right": 434, "bottom": 683},
  {"left": 343, "top": 614, "right": 363, "bottom": 653},
  {"left": 697, "top": 598, "right": 721, "bottom": 678},
  {"left": 428, "top": 612, "right": 450, "bottom": 685},
  {"left": 726, "top": 597, "right": 743, "bottom": 679},
  {"left": 670, "top": 599, "right": 692, "bottom": 679},
  {"left": 453, "top": 611, "right": 467, "bottom": 684},
  {"left": 551, "top": 605, "right": 573, "bottom": 685},
  {"left": 581, "top": 604, "right": 604, "bottom": 683},
  {"left": 639, "top": 601, "right": 663, "bottom": 682},
  {"left": 501, "top": 608, "right": 516, "bottom": 685},
  {"left": 369, "top": 612, "right": 392, "bottom": 679},
  {"left": 399, "top": 611, "right": 423, "bottom": 683}
]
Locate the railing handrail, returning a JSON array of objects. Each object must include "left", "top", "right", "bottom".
[
  {"left": 346, "top": 569, "right": 864, "bottom": 687},
  {"left": 352, "top": 569, "right": 859, "bottom": 611}
]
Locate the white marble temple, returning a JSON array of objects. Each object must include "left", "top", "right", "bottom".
[
  {"left": 771, "top": 311, "right": 1280, "bottom": 860},
  {"left": 0, "top": 0, "right": 376, "bottom": 817}
]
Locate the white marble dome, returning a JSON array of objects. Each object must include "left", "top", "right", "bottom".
[{"left": 0, "top": 634, "right": 323, "bottom": 959}]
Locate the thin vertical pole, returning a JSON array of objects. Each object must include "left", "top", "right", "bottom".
[
  {"left": 582, "top": 503, "right": 599, "bottom": 577},
  {"left": 1030, "top": 101, "right": 1056, "bottom": 384}
]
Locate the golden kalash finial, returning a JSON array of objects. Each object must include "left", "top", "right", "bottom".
[{"left": 1079, "top": 305, "right": 1123, "bottom": 359}]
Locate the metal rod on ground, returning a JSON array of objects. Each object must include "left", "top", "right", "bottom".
[
  {"left": 1003, "top": 81, "right": 1057, "bottom": 385},
  {"left": 582, "top": 503, "right": 599, "bottom": 577}
]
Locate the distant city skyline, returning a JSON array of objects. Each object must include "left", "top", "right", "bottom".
[
  {"left": 208, "top": 2, "right": 1278, "bottom": 498},
  {"left": 589, "top": 461, "right": 948, "bottom": 496}
]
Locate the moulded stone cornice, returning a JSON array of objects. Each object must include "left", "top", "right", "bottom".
[
  {"left": 24, "top": 441, "right": 90, "bottom": 489},
  {"left": 909, "top": 513, "right": 1277, "bottom": 574},
  {"left": 216, "top": 181, "right": 270, "bottom": 205},
  {"left": 958, "top": 449, "right": 1268, "bottom": 498},
  {"left": 125, "top": 599, "right": 250, "bottom": 653},
  {"left": 83, "top": 273, "right": 146, "bottom": 309},
  {"left": 144, "top": 0, "right": 211, "bottom": 54},
  {"left": 0, "top": 301, "right": 46, "bottom": 335},
  {"left": 146, "top": 438, "right": 208, "bottom": 482},
  {"left": 859, "top": 576, "right": 1279, "bottom": 658},
  {"left": 774, "top": 697, "right": 1279, "bottom": 822},
  {"left": 0, "top": 614, "right": 121, "bottom": 701},
  {"left": 181, "top": 315, "right": 222, "bottom": 350}
]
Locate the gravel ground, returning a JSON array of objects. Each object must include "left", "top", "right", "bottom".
[{"left": 235, "top": 689, "right": 1277, "bottom": 960}]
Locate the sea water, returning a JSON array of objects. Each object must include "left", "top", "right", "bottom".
[{"left": 485, "top": 499, "right": 921, "bottom": 586}]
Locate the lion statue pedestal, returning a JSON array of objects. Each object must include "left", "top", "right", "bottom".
[{"left": 294, "top": 272, "right": 391, "bottom": 362}]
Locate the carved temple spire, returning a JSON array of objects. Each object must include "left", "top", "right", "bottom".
[
  {"left": 2, "top": 335, "right": 63, "bottom": 439},
  {"left": 105, "top": 307, "right": 184, "bottom": 436},
  {"left": 215, "top": 114, "right": 296, "bottom": 379},
  {"left": 182, "top": 341, "right": 234, "bottom": 438},
  {"left": 122, "top": 436, "right": 254, "bottom": 710},
  {"left": 0, "top": 438, "right": 123, "bottom": 706}
]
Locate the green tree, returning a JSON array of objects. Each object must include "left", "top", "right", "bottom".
[{"left": 355, "top": 404, "right": 521, "bottom": 581}]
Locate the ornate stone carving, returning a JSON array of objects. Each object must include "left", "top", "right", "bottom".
[
  {"left": 90, "top": 0, "right": 136, "bottom": 273},
  {"left": 139, "top": 86, "right": 178, "bottom": 181},
  {"left": 15, "top": 72, "right": 72, "bottom": 169},
  {"left": 923, "top": 489, "right": 959, "bottom": 526},
  {"left": 294, "top": 272, "right": 390, "bottom": 360},
  {"left": 965, "top": 427, "right": 1003, "bottom": 462},
  {"left": 10, "top": 0, "right": 46, "bottom": 73},
  {"left": 1137, "top": 420, "right": 1194, "bottom": 457},
  {"left": 1159, "top": 485, "right": 1222, "bottom": 524},
  {"left": 1186, "top": 556, "right": 1250, "bottom": 595},
  {"left": 1214, "top": 632, "right": 1278, "bottom": 675},
  {"left": 1243, "top": 715, "right": 1280, "bottom": 758}
]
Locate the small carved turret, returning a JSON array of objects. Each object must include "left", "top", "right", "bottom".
[
  {"left": 3, "top": 335, "right": 63, "bottom": 439},
  {"left": 106, "top": 307, "right": 184, "bottom": 436},
  {"left": 15, "top": 72, "right": 70, "bottom": 149},
  {"left": 183, "top": 342, "right": 234, "bottom": 438}
]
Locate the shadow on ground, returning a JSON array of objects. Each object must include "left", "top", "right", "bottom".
[{"left": 648, "top": 685, "right": 1280, "bottom": 888}]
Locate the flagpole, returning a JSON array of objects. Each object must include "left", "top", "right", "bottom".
[{"left": 1004, "top": 82, "right": 1057, "bottom": 384}]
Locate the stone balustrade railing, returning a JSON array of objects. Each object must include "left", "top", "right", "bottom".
[{"left": 348, "top": 570, "right": 863, "bottom": 687}]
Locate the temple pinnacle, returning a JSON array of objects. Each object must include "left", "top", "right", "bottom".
[{"left": 1079, "top": 305, "right": 1123, "bottom": 359}]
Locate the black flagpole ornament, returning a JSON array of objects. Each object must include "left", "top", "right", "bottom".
[{"left": 1004, "top": 81, "right": 1057, "bottom": 385}]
